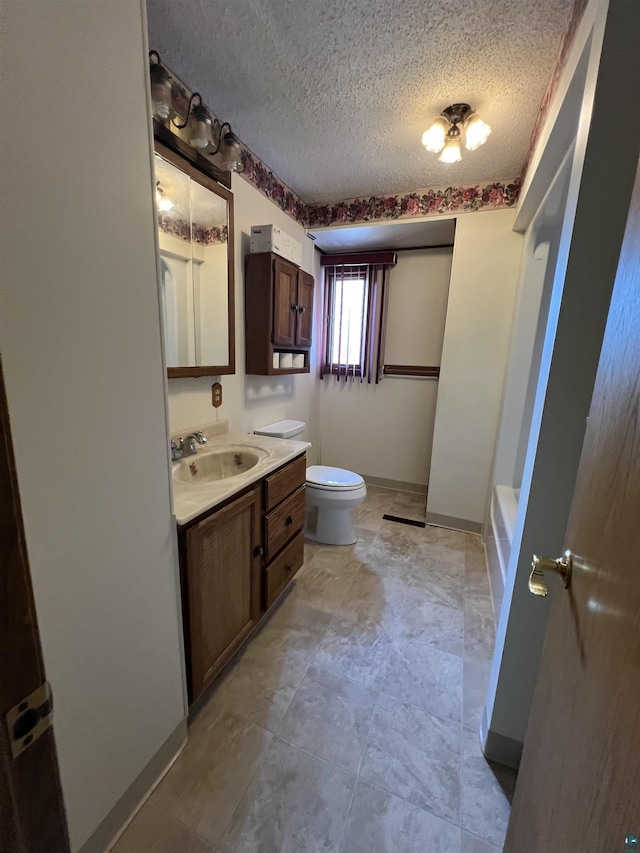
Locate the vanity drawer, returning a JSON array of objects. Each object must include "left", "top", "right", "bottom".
[
  {"left": 264, "top": 455, "right": 306, "bottom": 511},
  {"left": 265, "top": 485, "right": 305, "bottom": 560},
  {"left": 265, "top": 531, "right": 304, "bottom": 607}
]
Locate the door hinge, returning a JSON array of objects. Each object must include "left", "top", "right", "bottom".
[{"left": 5, "top": 681, "right": 53, "bottom": 759}]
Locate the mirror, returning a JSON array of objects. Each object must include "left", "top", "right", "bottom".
[{"left": 153, "top": 142, "right": 235, "bottom": 376}]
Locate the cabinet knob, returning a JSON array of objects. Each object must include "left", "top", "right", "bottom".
[
  {"left": 285, "top": 515, "right": 293, "bottom": 526},
  {"left": 297, "top": 306, "right": 305, "bottom": 313},
  {"left": 290, "top": 303, "right": 298, "bottom": 312},
  {"left": 253, "top": 545, "right": 264, "bottom": 557},
  {"left": 285, "top": 565, "right": 292, "bottom": 573}
]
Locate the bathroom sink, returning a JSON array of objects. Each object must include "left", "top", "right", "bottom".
[{"left": 173, "top": 447, "right": 264, "bottom": 485}]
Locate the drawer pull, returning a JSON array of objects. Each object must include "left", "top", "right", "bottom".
[
  {"left": 253, "top": 545, "right": 264, "bottom": 557},
  {"left": 285, "top": 515, "right": 293, "bottom": 526},
  {"left": 285, "top": 564, "right": 292, "bottom": 573}
]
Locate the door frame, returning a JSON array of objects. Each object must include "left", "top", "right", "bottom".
[{"left": 0, "top": 355, "right": 69, "bottom": 852}]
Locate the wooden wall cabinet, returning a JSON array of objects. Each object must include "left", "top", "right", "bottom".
[
  {"left": 179, "top": 454, "right": 306, "bottom": 704},
  {"left": 245, "top": 252, "right": 314, "bottom": 375}
]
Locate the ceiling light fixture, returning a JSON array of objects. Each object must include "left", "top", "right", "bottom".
[
  {"left": 422, "top": 103, "right": 491, "bottom": 163},
  {"left": 148, "top": 52, "right": 243, "bottom": 173}
]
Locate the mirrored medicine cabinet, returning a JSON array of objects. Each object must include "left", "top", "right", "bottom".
[{"left": 153, "top": 142, "right": 235, "bottom": 377}]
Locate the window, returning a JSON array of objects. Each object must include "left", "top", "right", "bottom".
[
  {"left": 326, "top": 265, "right": 367, "bottom": 371},
  {"left": 321, "top": 253, "right": 396, "bottom": 383}
]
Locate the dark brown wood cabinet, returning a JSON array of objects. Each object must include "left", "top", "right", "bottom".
[
  {"left": 245, "top": 252, "right": 314, "bottom": 375},
  {"left": 182, "top": 486, "right": 262, "bottom": 701},
  {"left": 179, "top": 454, "right": 306, "bottom": 704}
]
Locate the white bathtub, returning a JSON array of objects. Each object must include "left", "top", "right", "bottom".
[{"left": 485, "top": 485, "right": 520, "bottom": 619}]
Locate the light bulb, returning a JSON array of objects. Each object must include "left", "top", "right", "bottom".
[
  {"left": 219, "top": 132, "right": 242, "bottom": 172},
  {"left": 155, "top": 184, "right": 174, "bottom": 212},
  {"left": 150, "top": 64, "right": 173, "bottom": 120},
  {"left": 188, "top": 105, "right": 212, "bottom": 149},
  {"left": 421, "top": 116, "right": 448, "bottom": 153},
  {"left": 439, "top": 135, "right": 462, "bottom": 163},
  {"left": 464, "top": 112, "right": 491, "bottom": 150}
]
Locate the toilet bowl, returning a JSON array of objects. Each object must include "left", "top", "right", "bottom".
[
  {"left": 253, "top": 421, "right": 367, "bottom": 546},
  {"left": 304, "top": 465, "right": 367, "bottom": 545}
]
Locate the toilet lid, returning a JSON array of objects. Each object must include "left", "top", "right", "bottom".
[{"left": 306, "top": 465, "right": 365, "bottom": 491}]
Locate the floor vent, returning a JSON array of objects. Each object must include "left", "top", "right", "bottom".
[{"left": 382, "top": 514, "right": 426, "bottom": 528}]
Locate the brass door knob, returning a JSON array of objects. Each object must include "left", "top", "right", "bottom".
[{"left": 529, "top": 550, "right": 573, "bottom": 597}]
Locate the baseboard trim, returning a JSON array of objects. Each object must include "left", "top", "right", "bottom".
[
  {"left": 364, "top": 475, "right": 427, "bottom": 495},
  {"left": 480, "top": 708, "right": 522, "bottom": 770},
  {"left": 80, "top": 717, "right": 188, "bottom": 853},
  {"left": 425, "top": 511, "right": 482, "bottom": 534}
]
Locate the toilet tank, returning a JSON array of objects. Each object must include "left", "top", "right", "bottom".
[{"left": 254, "top": 419, "right": 305, "bottom": 440}]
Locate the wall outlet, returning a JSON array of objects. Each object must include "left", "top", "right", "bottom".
[{"left": 212, "top": 382, "right": 222, "bottom": 408}]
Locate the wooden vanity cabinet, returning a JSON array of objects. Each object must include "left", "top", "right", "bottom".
[
  {"left": 181, "top": 486, "right": 262, "bottom": 702},
  {"left": 179, "top": 454, "right": 306, "bottom": 704},
  {"left": 245, "top": 252, "right": 314, "bottom": 375}
]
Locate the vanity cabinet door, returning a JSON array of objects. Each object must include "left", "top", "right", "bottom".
[
  {"left": 272, "top": 257, "right": 298, "bottom": 346},
  {"left": 185, "top": 487, "right": 261, "bottom": 701},
  {"left": 295, "top": 270, "right": 314, "bottom": 347}
]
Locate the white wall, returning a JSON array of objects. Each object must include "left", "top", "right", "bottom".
[
  {"left": 0, "top": 2, "right": 185, "bottom": 849},
  {"left": 483, "top": 0, "right": 640, "bottom": 765},
  {"left": 166, "top": 176, "right": 321, "bottom": 462},
  {"left": 319, "top": 248, "right": 452, "bottom": 488},
  {"left": 427, "top": 209, "right": 523, "bottom": 527}
]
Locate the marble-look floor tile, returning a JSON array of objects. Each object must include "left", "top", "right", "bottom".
[
  {"left": 313, "top": 613, "right": 394, "bottom": 686},
  {"left": 397, "top": 587, "right": 464, "bottom": 655},
  {"left": 112, "top": 801, "right": 213, "bottom": 853},
  {"left": 149, "top": 707, "right": 271, "bottom": 845},
  {"left": 205, "top": 642, "right": 309, "bottom": 732},
  {"left": 379, "top": 640, "right": 462, "bottom": 721},
  {"left": 375, "top": 523, "right": 420, "bottom": 560},
  {"left": 362, "top": 547, "right": 415, "bottom": 580},
  {"left": 360, "top": 694, "right": 461, "bottom": 823},
  {"left": 249, "top": 596, "right": 334, "bottom": 662},
  {"left": 465, "top": 536, "right": 491, "bottom": 596},
  {"left": 388, "top": 491, "right": 427, "bottom": 523},
  {"left": 277, "top": 666, "right": 377, "bottom": 772},
  {"left": 220, "top": 737, "right": 356, "bottom": 853},
  {"left": 305, "top": 547, "right": 366, "bottom": 580},
  {"left": 338, "top": 569, "right": 407, "bottom": 632},
  {"left": 461, "top": 727, "right": 516, "bottom": 848},
  {"left": 461, "top": 830, "right": 502, "bottom": 852},
  {"left": 463, "top": 593, "right": 496, "bottom": 664},
  {"left": 421, "top": 525, "right": 468, "bottom": 553},
  {"left": 463, "top": 658, "right": 491, "bottom": 731},
  {"left": 339, "top": 780, "right": 461, "bottom": 853},
  {"left": 410, "top": 557, "right": 464, "bottom": 610},
  {"left": 288, "top": 564, "right": 356, "bottom": 613}
]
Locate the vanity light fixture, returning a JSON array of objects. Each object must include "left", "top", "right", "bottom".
[
  {"left": 422, "top": 103, "right": 491, "bottom": 163},
  {"left": 148, "top": 51, "right": 243, "bottom": 173}
]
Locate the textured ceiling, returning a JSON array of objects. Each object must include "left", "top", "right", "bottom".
[{"left": 147, "top": 0, "right": 573, "bottom": 205}]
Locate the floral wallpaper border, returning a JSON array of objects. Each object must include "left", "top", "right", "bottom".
[
  {"left": 158, "top": 214, "right": 228, "bottom": 245},
  {"left": 306, "top": 179, "right": 521, "bottom": 228}
]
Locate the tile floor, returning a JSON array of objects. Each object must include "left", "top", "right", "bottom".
[{"left": 113, "top": 487, "right": 516, "bottom": 853}]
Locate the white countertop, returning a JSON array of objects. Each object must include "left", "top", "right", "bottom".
[{"left": 171, "top": 421, "right": 309, "bottom": 526}]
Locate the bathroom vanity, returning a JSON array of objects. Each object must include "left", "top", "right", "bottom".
[{"left": 172, "top": 423, "right": 309, "bottom": 704}]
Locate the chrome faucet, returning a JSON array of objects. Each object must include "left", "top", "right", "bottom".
[{"left": 171, "top": 431, "right": 207, "bottom": 460}]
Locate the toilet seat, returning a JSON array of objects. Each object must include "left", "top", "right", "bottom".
[{"left": 306, "top": 465, "right": 365, "bottom": 491}]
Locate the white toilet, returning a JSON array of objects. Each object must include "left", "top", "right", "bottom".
[{"left": 254, "top": 420, "right": 367, "bottom": 546}]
